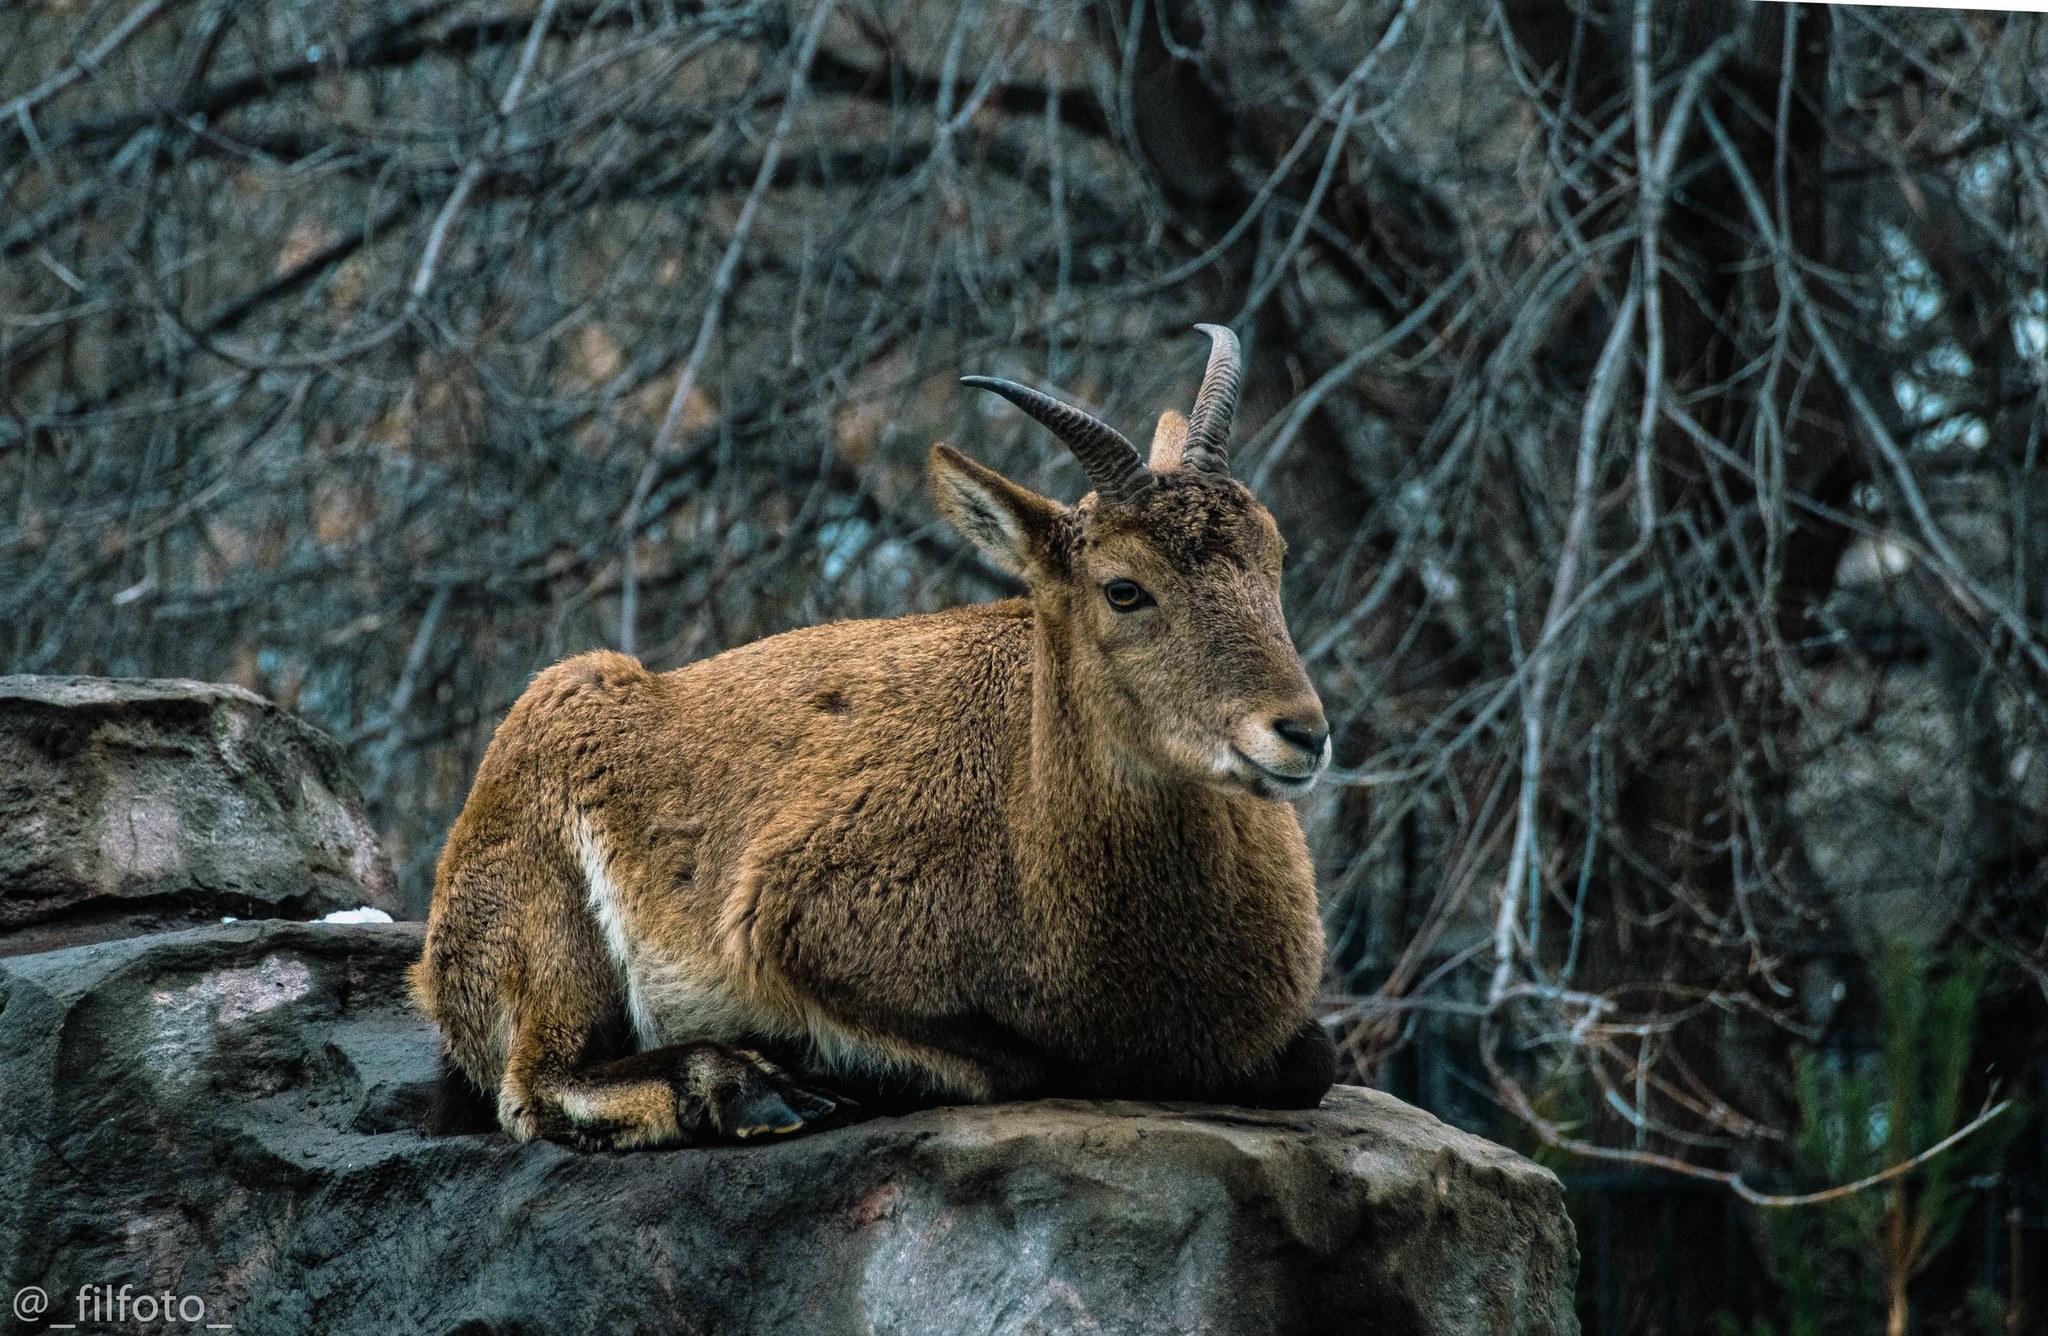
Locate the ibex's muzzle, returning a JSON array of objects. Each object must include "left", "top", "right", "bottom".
[
  {"left": 1230, "top": 697, "right": 1330, "bottom": 797},
  {"left": 1272, "top": 714, "right": 1330, "bottom": 760}
]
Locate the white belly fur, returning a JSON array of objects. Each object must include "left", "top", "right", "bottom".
[{"left": 574, "top": 815, "right": 911, "bottom": 1082}]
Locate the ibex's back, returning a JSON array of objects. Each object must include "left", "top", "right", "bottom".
[{"left": 412, "top": 326, "right": 1336, "bottom": 1149}]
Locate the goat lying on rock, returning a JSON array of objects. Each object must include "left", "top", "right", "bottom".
[{"left": 412, "top": 325, "right": 1336, "bottom": 1150}]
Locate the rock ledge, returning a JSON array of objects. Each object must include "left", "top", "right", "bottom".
[{"left": 0, "top": 923, "right": 1577, "bottom": 1335}]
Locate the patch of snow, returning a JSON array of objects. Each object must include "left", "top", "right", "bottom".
[{"left": 320, "top": 907, "right": 393, "bottom": 924}]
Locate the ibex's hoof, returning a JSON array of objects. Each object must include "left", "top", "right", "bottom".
[
  {"left": 526, "top": 1043, "right": 844, "bottom": 1150},
  {"left": 710, "top": 1054, "right": 839, "bottom": 1139},
  {"left": 728, "top": 1100, "right": 802, "bottom": 1138}
]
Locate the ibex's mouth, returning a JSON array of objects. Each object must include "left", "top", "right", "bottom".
[{"left": 1228, "top": 748, "right": 1321, "bottom": 799}]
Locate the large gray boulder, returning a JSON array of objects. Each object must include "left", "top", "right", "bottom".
[
  {"left": 0, "top": 922, "right": 1578, "bottom": 1335},
  {"left": 0, "top": 676, "right": 397, "bottom": 956}
]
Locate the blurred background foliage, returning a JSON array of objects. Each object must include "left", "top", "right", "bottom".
[{"left": 4, "top": 0, "right": 2046, "bottom": 1328}]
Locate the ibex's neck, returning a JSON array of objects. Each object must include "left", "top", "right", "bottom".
[{"left": 1018, "top": 614, "right": 1225, "bottom": 880}]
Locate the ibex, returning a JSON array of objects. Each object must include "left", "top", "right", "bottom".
[{"left": 411, "top": 325, "right": 1336, "bottom": 1150}]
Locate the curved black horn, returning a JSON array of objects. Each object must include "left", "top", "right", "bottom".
[
  {"left": 1183, "top": 323, "right": 1242, "bottom": 474},
  {"left": 959, "top": 376, "right": 1153, "bottom": 504}
]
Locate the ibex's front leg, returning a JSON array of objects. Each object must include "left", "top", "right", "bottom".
[
  {"left": 515, "top": 1041, "right": 840, "bottom": 1151},
  {"left": 482, "top": 884, "right": 842, "bottom": 1149}
]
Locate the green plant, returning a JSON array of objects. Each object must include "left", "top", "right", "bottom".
[{"left": 1754, "top": 942, "right": 2022, "bottom": 1336}]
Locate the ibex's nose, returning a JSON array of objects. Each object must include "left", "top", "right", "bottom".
[{"left": 1272, "top": 715, "right": 1329, "bottom": 759}]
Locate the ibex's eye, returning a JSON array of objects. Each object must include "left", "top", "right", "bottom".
[{"left": 1104, "top": 579, "right": 1153, "bottom": 612}]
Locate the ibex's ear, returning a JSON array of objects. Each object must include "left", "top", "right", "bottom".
[
  {"left": 1148, "top": 410, "right": 1189, "bottom": 472},
  {"left": 929, "top": 443, "right": 1061, "bottom": 581}
]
